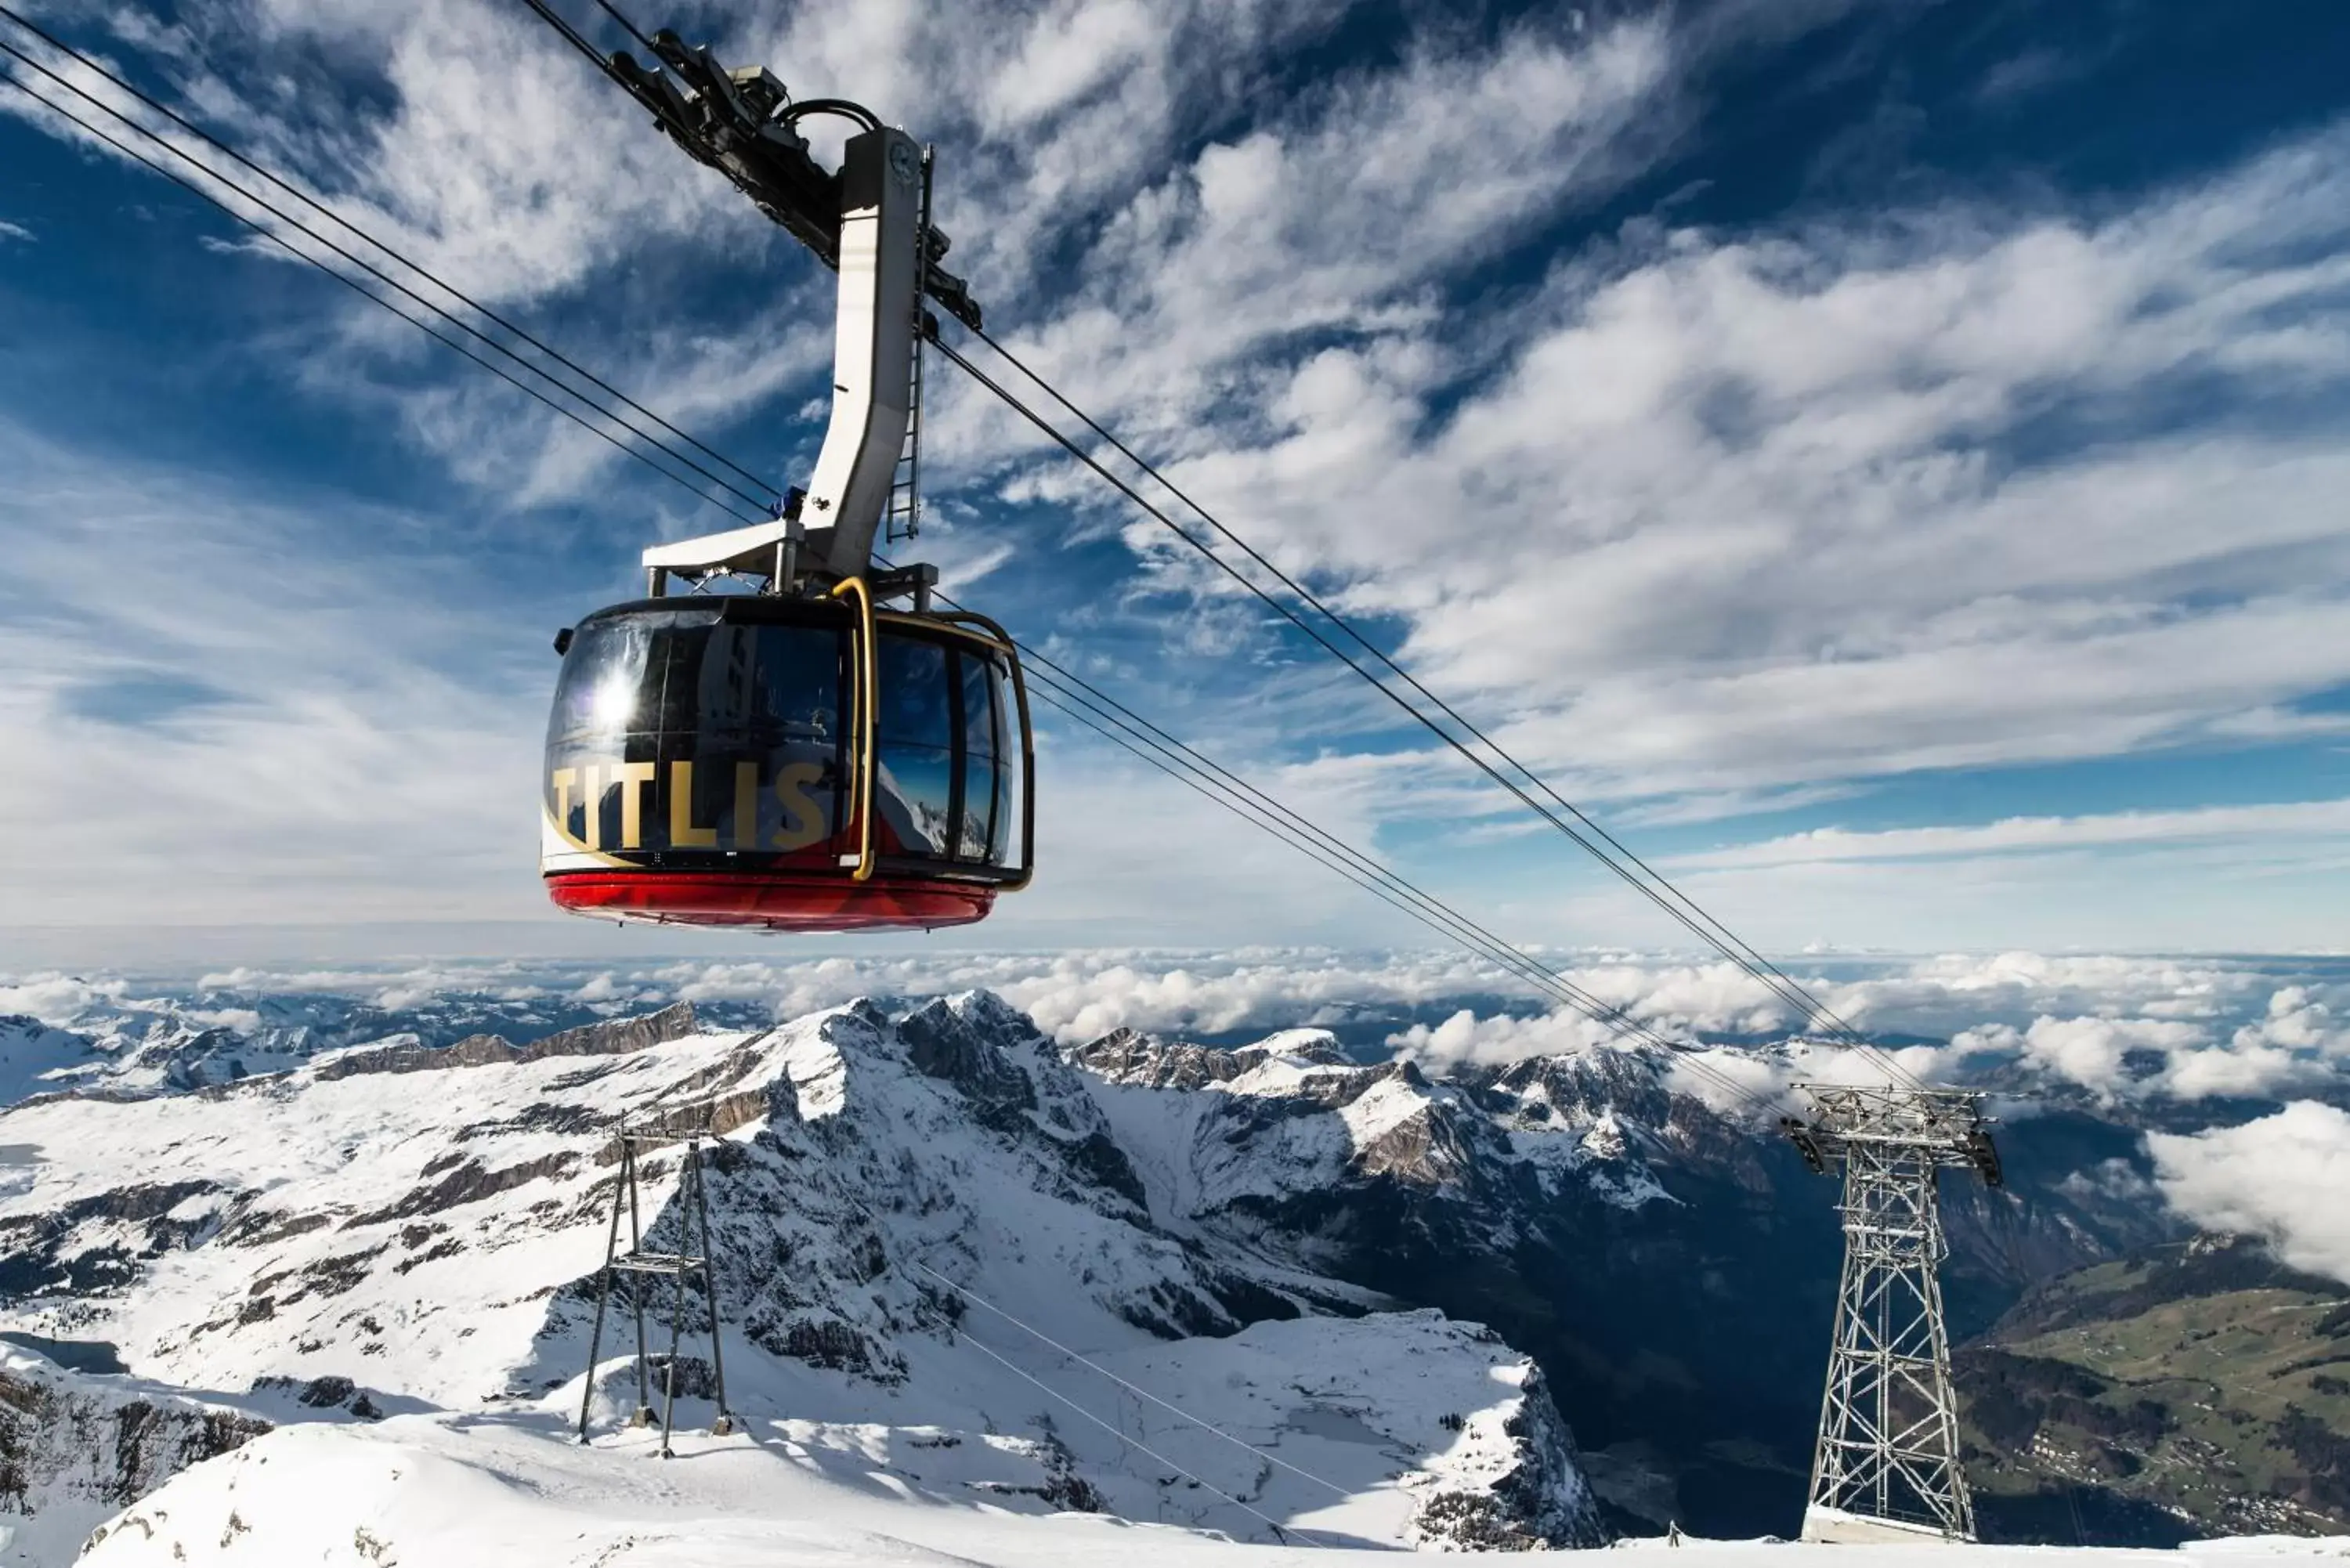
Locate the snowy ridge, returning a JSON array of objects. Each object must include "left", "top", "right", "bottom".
[
  {"left": 0, "top": 993, "right": 1603, "bottom": 1555},
  {"left": 1066, "top": 1027, "right": 1681, "bottom": 1261},
  {"left": 0, "top": 1346, "right": 269, "bottom": 1566},
  {"left": 0, "top": 979, "right": 775, "bottom": 1110}
]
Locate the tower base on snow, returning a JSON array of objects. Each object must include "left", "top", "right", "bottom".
[{"left": 1799, "top": 1505, "right": 1966, "bottom": 1545}]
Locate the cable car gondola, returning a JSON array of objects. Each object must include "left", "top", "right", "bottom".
[
  {"left": 540, "top": 98, "right": 1029, "bottom": 933},
  {"left": 542, "top": 583, "right": 1032, "bottom": 931}
]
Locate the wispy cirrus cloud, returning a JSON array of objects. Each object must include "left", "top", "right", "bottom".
[
  {"left": 6, "top": 0, "right": 2350, "bottom": 955},
  {"left": 1664, "top": 799, "right": 2350, "bottom": 870},
  {"left": 0, "top": 421, "right": 548, "bottom": 929}
]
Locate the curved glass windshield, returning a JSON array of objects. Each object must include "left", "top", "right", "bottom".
[
  {"left": 872, "top": 630, "right": 1016, "bottom": 867},
  {"left": 544, "top": 609, "right": 849, "bottom": 863},
  {"left": 544, "top": 607, "right": 1022, "bottom": 876}
]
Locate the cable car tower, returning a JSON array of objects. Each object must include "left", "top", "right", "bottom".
[
  {"left": 540, "top": 34, "right": 1032, "bottom": 934},
  {"left": 1782, "top": 1083, "right": 2001, "bottom": 1545}
]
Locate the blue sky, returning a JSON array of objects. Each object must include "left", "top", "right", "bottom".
[{"left": 2, "top": 0, "right": 2348, "bottom": 963}]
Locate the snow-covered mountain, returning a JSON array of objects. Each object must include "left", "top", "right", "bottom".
[
  {"left": 0, "top": 979, "right": 768, "bottom": 1105},
  {"left": 2, "top": 974, "right": 2310, "bottom": 1557},
  {"left": 0, "top": 1347, "right": 270, "bottom": 1566},
  {"left": 62, "top": 1406, "right": 2350, "bottom": 1568},
  {"left": 0, "top": 992, "right": 1604, "bottom": 1559},
  {"left": 1065, "top": 1024, "right": 2189, "bottom": 1538}
]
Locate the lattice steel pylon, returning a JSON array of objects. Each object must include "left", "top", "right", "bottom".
[
  {"left": 1783, "top": 1083, "right": 2002, "bottom": 1545},
  {"left": 575, "top": 1108, "right": 734, "bottom": 1456}
]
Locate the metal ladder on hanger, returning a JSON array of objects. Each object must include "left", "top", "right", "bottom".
[{"left": 885, "top": 146, "right": 935, "bottom": 546}]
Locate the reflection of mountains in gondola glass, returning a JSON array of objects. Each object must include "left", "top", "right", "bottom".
[
  {"left": 540, "top": 596, "right": 1026, "bottom": 930},
  {"left": 873, "top": 634, "right": 1013, "bottom": 862}
]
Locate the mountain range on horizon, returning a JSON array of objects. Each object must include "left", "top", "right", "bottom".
[{"left": 3, "top": 970, "right": 2347, "bottom": 1560}]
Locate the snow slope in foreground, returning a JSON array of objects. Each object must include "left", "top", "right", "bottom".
[{"left": 74, "top": 1411, "right": 2350, "bottom": 1566}]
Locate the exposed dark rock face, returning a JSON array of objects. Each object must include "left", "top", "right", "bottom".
[
  {"left": 348, "top": 1151, "right": 582, "bottom": 1227},
  {"left": 313, "top": 1002, "right": 701, "bottom": 1082},
  {"left": 1067, "top": 1028, "right": 1349, "bottom": 1090},
  {"left": 249, "top": 1374, "right": 387, "bottom": 1419},
  {"left": 0, "top": 1180, "right": 230, "bottom": 1297},
  {"left": 1065, "top": 1026, "right": 2212, "bottom": 1541},
  {"left": 1413, "top": 1357, "right": 1607, "bottom": 1549},
  {"left": 0, "top": 1352, "right": 270, "bottom": 1552}
]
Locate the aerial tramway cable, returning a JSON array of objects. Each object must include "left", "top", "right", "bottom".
[
  {"left": 1013, "top": 656, "right": 1697, "bottom": 1056},
  {"left": 0, "top": 21, "right": 1795, "bottom": 1111},
  {"left": 931, "top": 336, "right": 1922, "bottom": 1089},
  {"left": 953, "top": 322, "right": 1904, "bottom": 1072},
  {"left": 498, "top": 0, "right": 1916, "bottom": 1083},
  {"left": 0, "top": 5, "right": 779, "bottom": 509},
  {"left": 1018, "top": 672, "right": 1791, "bottom": 1113},
  {"left": 0, "top": 37, "right": 773, "bottom": 526}
]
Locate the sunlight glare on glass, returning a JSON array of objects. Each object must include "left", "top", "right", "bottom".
[{"left": 591, "top": 676, "right": 636, "bottom": 732}]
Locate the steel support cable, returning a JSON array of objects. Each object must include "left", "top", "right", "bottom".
[
  {"left": 1019, "top": 678, "right": 1685, "bottom": 1057},
  {"left": 902, "top": 571, "right": 1709, "bottom": 1063},
  {"left": 912, "top": 1262, "right": 1354, "bottom": 1503},
  {"left": 1018, "top": 663, "right": 1706, "bottom": 1067},
  {"left": 935, "top": 334, "right": 1927, "bottom": 1090},
  {"left": 964, "top": 320, "right": 1880, "bottom": 1062},
  {"left": 951, "top": 1328, "right": 1332, "bottom": 1547},
  {"left": 2, "top": 45, "right": 1692, "bottom": 1078},
  {"left": 0, "top": 67, "right": 768, "bottom": 530},
  {"left": 0, "top": 27, "right": 777, "bottom": 523},
  {"left": 1018, "top": 668, "right": 1780, "bottom": 1113},
  {"left": 13, "top": 30, "right": 1792, "bottom": 1113},
  {"left": 1018, "top": 675, "right": 1621, "bottom": 1039},
  {"left": 512, "top": 0, "right": 1913, "bottom": 1093},
  {"left": 588, "top": 0, "right": 661, "bottom": 55},
  {"left": 0, "top": 3, "right": 783, "bottom": 513},
  {"left": 518, "top": 0, "right": 638, "bottom": 89}
]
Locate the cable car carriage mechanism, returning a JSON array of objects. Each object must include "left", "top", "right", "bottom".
[{"left": 542, "top": 51, "right": 1030, "bottom": 932}]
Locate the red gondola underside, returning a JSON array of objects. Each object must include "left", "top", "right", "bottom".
[{"left": 546, "top": 869, "right": 996, "bottom": 932}]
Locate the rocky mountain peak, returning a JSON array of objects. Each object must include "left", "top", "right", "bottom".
[{"left": 0, "top": 992, "right": 1605, "bottom": 1551}]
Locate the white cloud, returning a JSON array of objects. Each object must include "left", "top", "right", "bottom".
[
  {"left": 0, "top": 424, "right": 551, "bottom": 929},
  {"left": 2150, "top": 1103, "right": 2350, "bottom": 1286},
  {"left": 1075, "top": 121, "right": 2350, "bottom": 809},
  {"left": 0, "top": 217, "right": 32, "bottom": 242},
  {"left": 1368, "top": 950, "right": 2350, "bottom": 1100},
  {"left": 1390, "top": 1006, "right": 1625, "bottom": 1067},
  {"left": 11, "top": 949, "right": 2347, "bottom": 1133},
  {"left": 9, "top": 0, "right": 2350, "bottom": 953},
  {"left": 0, "top": 974, "right": 133, "bottom": 1028},
  {"left": 1664, "top": 799, "right": 2350, "bottom": 871},
  {"left": 2236, "top": 987, "right": 2350, "bottom": 1056}
]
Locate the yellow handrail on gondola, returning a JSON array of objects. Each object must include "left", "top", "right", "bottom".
[{"left": 830, "top": 576, "right": 879, "bottom": 883}]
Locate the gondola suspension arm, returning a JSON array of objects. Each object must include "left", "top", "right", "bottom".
[{"left": 614, "top": 28, "right": 977, "bottom": 591}]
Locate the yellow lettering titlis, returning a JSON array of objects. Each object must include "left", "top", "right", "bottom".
[
  {"left": 550, "top": 768, "right": 577, "bottom": 844},
  {"left": 772, "top": 761, "right": 829, "bottom": 851},
  {"left": 733, "top": 761, "right": 760, "bottom": 848},
  {"left": 614, "top": 761, "right": 657, "bottom": 849},
  {"left": 670, "top": 761, "right": 719, "bottom": 847},
  {"left": 579, "top": 763, "right": 602, "bottom": 850}
]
